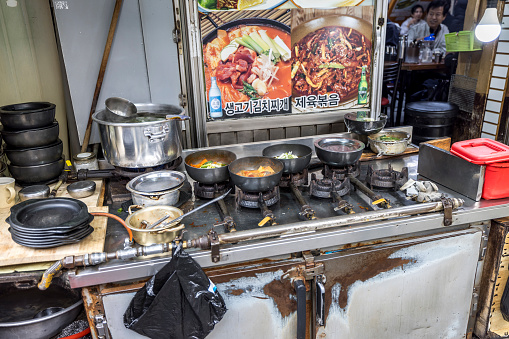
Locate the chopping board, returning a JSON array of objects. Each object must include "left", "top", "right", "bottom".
[{"left": 0, "top": 180, "right": 108, "bottom": 267}]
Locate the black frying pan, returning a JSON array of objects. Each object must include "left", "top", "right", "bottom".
[{"left": 202, "top": 17, "right": 290, "bottom": 45}]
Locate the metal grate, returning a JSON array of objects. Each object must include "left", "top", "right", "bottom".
[{"left": 448, "top": 74, "right": 477, "bottom": 114}]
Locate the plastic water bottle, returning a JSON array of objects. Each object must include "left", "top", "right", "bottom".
[{"left": 209, "top": 77, "right": 222, "bottom": 118}]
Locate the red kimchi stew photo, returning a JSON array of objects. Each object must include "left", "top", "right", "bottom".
[{"left": 291, "top": 24, "right": 371, "bottom": 102}]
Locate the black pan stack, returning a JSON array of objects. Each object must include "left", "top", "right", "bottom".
[{"left": 0, "top": 102, "right": 64, "bottom": 185}]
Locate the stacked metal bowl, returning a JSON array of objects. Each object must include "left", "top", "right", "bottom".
[
  {"left": 6, "top": 198, "right": 94, "bottom": 248},
  {"left": 0, "top": 102, "right": 63, "bottom": 185}
]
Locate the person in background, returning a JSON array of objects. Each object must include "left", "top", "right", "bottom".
[
  {"left": 400, "top": 5, "right": 424, "bottom": 36},
  {"left": 408, "top": 0, "right": 450, "bottom": 54}
]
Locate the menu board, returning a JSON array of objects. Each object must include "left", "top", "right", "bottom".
[{"left": 200, "top": 1, "right": 374, "bottom": 120}]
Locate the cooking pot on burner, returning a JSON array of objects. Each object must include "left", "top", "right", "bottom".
[
  {"left": 229, "top": 157, "right": 284, "bottom": 192},
  {"left": 92, "top": 103, "right": 190, "bottom": 168}
]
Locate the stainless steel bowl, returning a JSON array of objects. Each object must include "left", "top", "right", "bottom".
[
  {"left": 344, "top": 113, "right": 387, "bottom": 135},
  {"left": 66, "top": 181, "right": 96, "bottom": 199},
  {"left": 314, "top": 137, "right": 365, "bottom": 166},
  {"left": 126, "top": 170, "right": 186, "bottom": 207}
]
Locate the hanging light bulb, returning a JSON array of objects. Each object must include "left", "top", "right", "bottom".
[{"left": 475, "top": 7, "right": 502, "bottom": 42}]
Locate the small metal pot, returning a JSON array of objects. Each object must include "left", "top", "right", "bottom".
[
  {"left": 125, "top": 205, "right": 184, "bottom": 245},
  {"left": 185, "top": 149, "right": 237, "bottom": 184},
  {"left": 5, "top": 139, "right": 63, "bottom": 166},
  {"left": 228, "top": 157, "right": 284, "bottom": 192},
  {"left": 262, "top": 144, "right": 312, "bottom": 174},
  {"left": 1, "top": 121, "right": 59, "bottom": 148},
  {"left": 0, "top": 102, "right": 56, "bottom": 130},
  {"left": 126, "top": 170, "right": 186, "bottom": 207},
  {"left": 368, "top": 131, "right": 411, "bottom": 156},
  {"left": 344, "top": 113, "right": 387, "bottom": 136}
]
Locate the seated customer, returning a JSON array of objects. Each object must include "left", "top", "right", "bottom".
[
  {"left": 400, "top": 5, "right": 424, "bottom": 36},
  {"left": 408, "top": 0, "right": 450, "bottom": 54}
]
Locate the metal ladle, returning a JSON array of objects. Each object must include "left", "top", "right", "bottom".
[
  {"left": 105, "top": 97, "right": 137, "bottom": 117},
  {"left": 145, "top": 188, "right": 232, "bottom": 230}
]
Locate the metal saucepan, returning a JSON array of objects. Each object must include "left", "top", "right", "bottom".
[
  {"left": 314, "top": 137, "right": 365, "bottom": 166},
  {"left": 125, "top": 205, "right": 184, "bottom": 245},
  {"left": 126, "top": 170, "right": 186, "bottom": 207},
  {"left": 1, "top": 121, "right": 59, "bottom": 148},
  {"left": 344, "top": 113, "right": 388, "bottom": 136},
  {"left": 0, "top": 102, "right": 56, "bottom": 130},
  {"left": 228, "top": 156, "right": 284, "bottom": 192},
  {"left": 185, "top": 149, "right": 237, "bottom": 184},
  {"left": 262, "top": 144, "right": 312, "bottom": 174},
  {"left": 8, "top": 158, "right": 64, "bottom": 185},
  {"left": 368, "top": 131, "right": 411, "bottom": 156},
  {"left": 5, "top": 139, "right": 63, "bottom": 166}
]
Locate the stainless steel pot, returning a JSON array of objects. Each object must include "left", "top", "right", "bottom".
[
  {"left": 126, "top": 170, "right": 186, "bottom": 207},
  {"left": 314, "top": 137, "right": 365, "bottom": 166},
  {"left": 368, "top": 131, "right": 411, "bottom": 156},
  {"left": 125, "top": 205, "right": 184, "bottom": 245},
  {"left": 92, "top": 103, "right": 190, "bottom": 168}
]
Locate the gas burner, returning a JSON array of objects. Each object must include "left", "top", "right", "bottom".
[
  {"left": 235, "top": 186, "right": 280, "bottom": 208},
  {"left": 279, "top": 169, "right": 308, "bottom": 188},
  {"left": 322, "top": 161, "right": 360, "bottom": 180},
  {"left": 310, "top": 174, "right": 351, "bottom": 199},
  {"left": 194, "top": 181, "right": 229, "bottom": 199},
  {"left": 112, "top": 157, "right": 183, "bottom": 179},
  {"left": 366, "top": 164, "right": 408, "bottom": 190}
]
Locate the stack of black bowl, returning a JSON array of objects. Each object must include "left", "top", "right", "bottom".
[
  {"left": 0, "top": 102, "right": 64, "bottom": 185},
  {"left": 6, "top": 198, "right": 94, "bottom": 248}
]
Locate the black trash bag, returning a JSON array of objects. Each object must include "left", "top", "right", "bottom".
[{"left": 123, "top": 244, "right": 227, "bottom": 339}]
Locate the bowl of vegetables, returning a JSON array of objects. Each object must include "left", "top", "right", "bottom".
[
  {"left": 262, "top": 144, "right": 312, "bottom": 174},
  {"left": 368, "top": 131, "right": 411, "bottom": 156},
  {"left": 185, "top": 150, "right": 237, "bottom": 184}
]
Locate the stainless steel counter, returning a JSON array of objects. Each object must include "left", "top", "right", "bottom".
[{"left": 69, "top": 131, "right": 509, "bottom": 288}]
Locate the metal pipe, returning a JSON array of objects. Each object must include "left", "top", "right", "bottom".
[{"left": 217, "top": 199, "right": 464, "bottom": 244}]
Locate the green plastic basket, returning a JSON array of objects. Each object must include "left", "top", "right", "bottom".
[{"left": 445, "top": 31, "right": 482, "bottom": 52}]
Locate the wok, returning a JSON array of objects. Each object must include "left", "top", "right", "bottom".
[
  {"left": 0, "top": 102, "right": 56, "bottom": 130},
  {"left": 262, "top": 144, "right": 312, "bottom": 174},
  {"left": 344, "top": 113, "right": 387, "bottom": 136},
  {"left": 185, "top": 149, "right": 237, "bottom": 184},
  {"left": 229, "top": 157, "right": 284, "bottom": 192},
  {"left": 5, "top": 139, "right": 63, "bottom": 166},
  {"left": 314, "top": 137, "right": 365, "bottom": 166}
]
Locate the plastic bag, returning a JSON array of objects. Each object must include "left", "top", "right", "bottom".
[{"left": 124, "top": 245, "right": 227, "bottom": 339}]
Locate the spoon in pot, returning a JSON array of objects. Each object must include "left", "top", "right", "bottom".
[
  {"left": 145, "top": 188, "right": 232, "bottom": 230},
  {"left": 105, "top": 97, "right": 137, "bottom": 117}
]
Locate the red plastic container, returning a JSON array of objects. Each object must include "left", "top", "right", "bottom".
[
  {"left": 450, "top": 138, "right": 509, "bottom": 164},
  {"left": 451, "top": 138, "right": 509, "bottom": 199}
]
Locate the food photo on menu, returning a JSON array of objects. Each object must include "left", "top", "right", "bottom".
[{"left": 202, "top": 10, "right": 292, "bottom": 119}]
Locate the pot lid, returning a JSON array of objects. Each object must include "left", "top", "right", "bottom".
[{"left": 127, "top": 170, "right": 186, "bottom": 194}]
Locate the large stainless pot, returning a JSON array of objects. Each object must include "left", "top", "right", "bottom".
[{"left": 92, "top": 103, "right": 190, "bottom": 168}]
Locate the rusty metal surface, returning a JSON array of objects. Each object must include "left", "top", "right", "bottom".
[{"left": 314, "top": 228, "right": 482, "bottom": 338}]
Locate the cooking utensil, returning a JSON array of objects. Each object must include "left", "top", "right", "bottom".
[
  {"left": 344, "top": 113, "right": 388, "bottom": 136},
  {"left": 262, "top": 144, "right": 312, "bottom": 174},
  {"left": 0, "top": 274, "right": 82, "bottom": 339},
  {"left": 228, "top": 157, "right": 284, "bottom": 192},
  {"left": 67, "top": 181, "right": 96, "bottom": 199},
  {"left": 5, "top": 139, "right": 63, "bottom": 166},
  {"left": 105, "top": 97, "right": 137, "bottom": 117},
  {"left": 125, "top": 205, "right": 184, "bottom": 245},
  {"left": 92, "top": 103, "right": 190, "bottom": 168},
  {"left": 0, "top": 102, "right": 56, "bottom": 130},
  {"left": 18, "top": 185, "right": 50, "bottom": 202},
  {"left": 126, "top": 170, "right": 186, "bottom": 207},
  {"left": 8, "top": 158, "right": 64, "bottom": 185},
  {"left": 8, "top": 198, "right": 90, "bottom": 230},
  {"left": 1, "top": 121, "right": 59, "bottom": 148},
  {"left": 185, "top": 149, "right": 237, "bottom": 184},
  {"left": 314, "top": 137, "right": 365, "bottom": 166},
  {"left": 368, "top": 131, "right": 410, "bottom": 156},
  {"left": 148, "top": 188, "right": 231, "bottom": 230}
]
